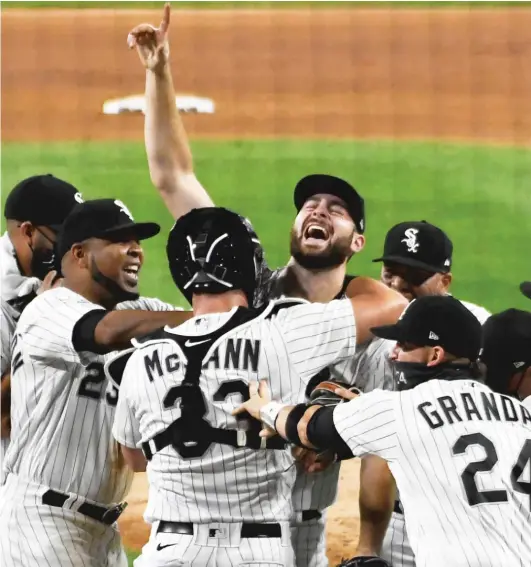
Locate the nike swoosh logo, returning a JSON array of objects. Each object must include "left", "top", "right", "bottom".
[
  {"left": 184, "top": 339, "right": 211, "bottom": 347},
  {"left": 156, "top": 543, "right": 177, "bottom": 551}
]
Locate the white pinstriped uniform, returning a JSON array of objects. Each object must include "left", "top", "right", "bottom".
[
  {"left": 0, "top": 232, "right": 41, "bottom": 487},
  {"left": 290, "top": 337, "right": 395, "bottom": 567},
  {"left": 381, "top": 299, "right": 490, "bottom": 567},
  {"left": 334, "top": 379, "right": 531, "bottom": 567},
  {"left": 112, "top": 298, "right": 357, "bottom": 567},
  {"left": 0, "top": 286, "right": 176, "bottom": 567}
]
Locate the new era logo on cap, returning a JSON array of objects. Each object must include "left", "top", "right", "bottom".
[{"left": 429, "top": 331, "right": 439, "bottom": 340}]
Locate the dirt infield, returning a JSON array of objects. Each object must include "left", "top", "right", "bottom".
[
  {"left": 3, "top": 8, "right": 531, "bottom": 144},
  {"left": 2, "top": 6, "right": 530, "bottom": 564}
]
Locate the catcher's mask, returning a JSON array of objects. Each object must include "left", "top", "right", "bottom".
[{"left": 167, "top": 207, "right": 263, "bottom": 306}]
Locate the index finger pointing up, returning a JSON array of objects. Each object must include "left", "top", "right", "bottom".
[{"left": 160, "top": 2, "right": 171, "bottom": 34}]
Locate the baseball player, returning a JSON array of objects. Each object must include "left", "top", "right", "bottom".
[
  {"left": 356, "top": 220, "right": 492, "bottom": 566},
  {"left": 481, "top": 308, "right": 531, "bottom": 407},
  {"left": 0, "top": 199, "right": 192, "bottom": 567},
  {"left": 128, "top": 8, "right": 400, "bottom": 565},
  {"left": 108, "top": 206, "right": 406, "bottom": 567},
  {"left": 239, "top": 295, "right": 531, "bottom": 567},
  {"left": 1, "top": 174, "right": 83, "bottom": 485}
]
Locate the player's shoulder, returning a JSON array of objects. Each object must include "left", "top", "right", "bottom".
[
  {"left": 458, "top": 299, "right": 491, "bottom": 324},
  {"left": 18, "top": 287, "right": 101, "bottom": 327}
]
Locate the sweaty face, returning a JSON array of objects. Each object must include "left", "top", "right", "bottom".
[
  {"left": 290, "top": 194, "right": 356, "bottom": 270},
  {"left": 381, "top": 262, "right": 450, "bottom": 302},
  {"left": 88, "top": 238, "right": 144, "bottom": 299}
]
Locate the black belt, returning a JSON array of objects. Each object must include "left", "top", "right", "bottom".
[
  {"left": 142, "top": 421, "right": 286, "bottom": 461},
  {"left": 157, "top": 520, "right": 282, "bottom": 539},
  {"left": 394, "top": 500, "right": 403, "bottom": 515},
  {"left": 301, "top": 510, "right": 322, "bottom": 522},
  {"left": 42, "top": 489, "right": 127, "bottom": 526}
]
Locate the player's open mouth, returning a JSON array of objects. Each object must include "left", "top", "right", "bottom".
[
  {"left": 303, "top": 223, "right": 330, "bottom": 245},
  {"left": 123, "top": 264, "right": 140, "bottom": 285}
]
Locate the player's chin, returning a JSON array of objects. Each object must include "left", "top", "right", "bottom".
[
  {"left": 119, "top": 272, "right": 140, "bottom": 293},
  {"left": 299, "top": 238, "right": 332, "bottom": 255}
]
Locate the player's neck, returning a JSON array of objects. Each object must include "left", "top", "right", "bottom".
[
  {"left": 192, "top": 291, "right": 248, "bottom": 316},
  {"left": 284, "top": 259, "right": 347, "bottom": 303}
]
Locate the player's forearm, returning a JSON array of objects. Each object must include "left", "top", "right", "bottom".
[
  {"left": 357, "top": 455, "right": 396, "bottom": 555},
  {"left": 94, "top": 309, "right": 192, "bottom": 351},
  {"left": 1, "top": 372, "right": 11, "bottom": 439},
  {"left": 346, "top": 277, "right": 408, "bottom": 344},
  {"left": 145, "top": 65, "right": 213, "bottom": 219},
  {"left": 120, "top": 445, "right": 147, "bottom": 472}
]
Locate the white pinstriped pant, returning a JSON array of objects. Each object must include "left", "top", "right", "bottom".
[
  {"left": 134, "top": 520, "right": 294, "bottom": 567},
  {"left": 290, "top": 513, "right": 328, "bottom": 567},
  {"left": 0, "top": 473, "right": 128, "bottom": 567},
  {"left": 381, "top": 511, "right": 416, "bottom": 567}
]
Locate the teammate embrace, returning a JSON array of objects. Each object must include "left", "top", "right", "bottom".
[{"left": 1, "top": 5, "right": 530, "bottom": 567}]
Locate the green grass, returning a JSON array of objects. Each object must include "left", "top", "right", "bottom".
[
  {"left": 4, "top": 1, "right": 529, "bottom": 9},
  {"left": 2, "top": 138, "right": 530, "bottom": 313}
]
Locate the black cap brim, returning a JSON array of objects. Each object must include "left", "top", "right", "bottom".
[
  {"left": 370, "top": 322, "right": 404, "bottom": 343},
  {"left": 520, "top": 282, "right": 531, "bottom": 299},
  {"left": 372, "top": 255, "right": 447, "bottom": 273},
  {"left": 99, "top": 222, "right": 160, "bottom": 242}
]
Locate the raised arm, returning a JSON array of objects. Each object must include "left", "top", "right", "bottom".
[{"left": 128, "top": 3, "right": 214, "bottom": 220}]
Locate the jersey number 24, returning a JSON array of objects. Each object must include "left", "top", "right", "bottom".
[{"left": 453, "top": 433, "right": 531, "bottom": 508}]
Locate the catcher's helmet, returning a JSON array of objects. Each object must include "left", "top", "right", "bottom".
[{"left": 167, "top": 207, "right": 263, "bottom": 305}]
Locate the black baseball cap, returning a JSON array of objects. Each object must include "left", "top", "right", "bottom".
[
  {"left": 371, "top": 295, "right": 482, "bottom": 360},
  {"left": 4, "top": 174, "right": 83, "bottom": 231},
  {"left": 56, "top": 199, "right": 160, "bottom": 261},
  {"left": 520, "top": 282, "right": 531, "bottom": 299},
  {"left": 373, "top": 221, "right": 453, "bottom": 273},
  {"left": 481, "top": 309, "right": 531, "bottom": 394},
  {"left": 293, "top": 174, "right": 365, "bottom": 233}
]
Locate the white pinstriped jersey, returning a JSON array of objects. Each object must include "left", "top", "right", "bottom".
[
  {"left": 112, "top": 298, "right": 357, "bottom": 524},
  {"left": 5, "top": 286, "right": 133, "bottom": 505},
  {"left": 334, "top": 380, "right": 531, "bottom": 567}
]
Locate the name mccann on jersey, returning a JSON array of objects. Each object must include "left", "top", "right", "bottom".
[
  {"left": 418, "top": 390, "right": 531, "bottom": 429},
  {"left": 143, "top": 338, "right": 261, "bottom": 381}
]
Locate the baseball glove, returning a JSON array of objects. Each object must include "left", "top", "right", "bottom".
[
  {"left": 336, "top": 556, "right": 392, "bottom": 567},
  {"left": 309, "top": 380, "right": 361, "bottom": 407}
]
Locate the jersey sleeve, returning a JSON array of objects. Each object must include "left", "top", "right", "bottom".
[
  {"left": 115, "top": 297, "right": 183, "bottom": 312},
  {"left": 332, "top": 390, "right": 398, "bottom": 461},
  {"left": 17, "top": 288, "right": 105, "bottom": 366},
  {"left": 275, "top": 299, "right": 356, "bottom": 383},
  {"left": 112, "top": 350, "right": 142, "bottom": 448},
  {"left": 0, "top": 300, "right": 16, "bottom": 376},
  {"left": 332, "top": 338, "right": 396, "bottom": 392}
]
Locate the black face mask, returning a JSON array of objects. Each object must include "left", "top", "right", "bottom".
[
  {"left": 29, "top": 245, "right": 56, "bottom": 280},
  {"left": 394, "top": 360, "right": 475, "bottom": 391},
  {"left": 90, "top": 261, "right": 139, "bottom": 306}
]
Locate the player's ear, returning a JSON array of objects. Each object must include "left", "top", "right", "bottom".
[
  {"left": 440, "top": 271, "right": 452, "bottom": 291},
  {"left": 19, "top": 221, "right": 36, "bottom": 245},
  {"left": 71, "top": 243, "right": 89, "bottom": 268},
  {"left": 428, "top": 346, "right": 445, "bottom": 366},
  {"left": 350, "top": 233, "right": 366, "bottom": 255}
]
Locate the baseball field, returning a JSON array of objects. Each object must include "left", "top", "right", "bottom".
[{"left": 2, "top": 1, "right": 531, "bottom": 564}]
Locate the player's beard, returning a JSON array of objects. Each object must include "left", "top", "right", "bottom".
[
  {"left": 29, "top": 245, "right": 56, "bottom": 280},
  {"left": 290, "top": 227, "right": 353, "bottom": 270},
  {"left": 90, "top": 262, "right": 139, "bottom": 306}
]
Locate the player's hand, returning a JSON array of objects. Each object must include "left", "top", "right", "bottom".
[
  {"left": 232, "top": 379, "right": 271, "bottom": 421},
  {"left": 37, "top": 270, "right": 63, "bottom": 295},
  {"left": 127, "top": 2, "right": 171, "bottom": 74},
  {"left": 292, "top": 447, "right": 336, "bottom": 473},
  {"left": 334, "top": 385, "right": 360, "bottom": 401}
]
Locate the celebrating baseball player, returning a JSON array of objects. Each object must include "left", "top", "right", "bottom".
[
  {"left": 1, "top": 174, "right": 83, "bottom": 485},
  {"left": 238, "top": 295, "right": 531, "bottom": 567},
  {"left": 356, "top": 219, "right": 492, "bottom": 567},
  {"left": 108, "top": 206, "right": 406, "bottom": 567},
  {"left": 128, "top": 7, "right": 400, "bottom": 565},
  {"left": 0, "top": 199, "right": 191, "bottom": 566}
]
